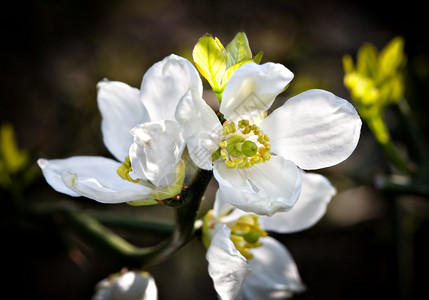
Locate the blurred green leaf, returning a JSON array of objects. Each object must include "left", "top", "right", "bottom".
[
  {"left": 379, "top": 36, "right": 406, "bottom": 82},
  {"left": 0, "top": 123, "right": 29, "bottom": 189},
  {"left": 356, "top": 43, "right": 378, "bottom": 79}
]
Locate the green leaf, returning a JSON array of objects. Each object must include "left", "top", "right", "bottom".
[
  {"left": 192, "top": 35, "right": 227, "bottom": 94},
  {"left": 0, "top": 123, "right": 28, "bottom": 173},
  {"left": 253, "top": 51, "right": 264, "bottom": 64},
  {"left": 225, "top": 32, "right": 253, "bottom": 67}
]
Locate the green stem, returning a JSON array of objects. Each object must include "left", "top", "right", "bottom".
[
  {"left": 396, "top": 98, "right": 429, "bottom": 169},
  {"left": 366, "top": 113, "right": 411, "bottom": 174},
  {"left": 376, "top": 175, "right": 429, "bottom": 197},
  {"left": 65, "top": 169, "right": 213, "bottom": 268},
  {"left": 88, "top": 210, "right": 174, "bottom": 235}
]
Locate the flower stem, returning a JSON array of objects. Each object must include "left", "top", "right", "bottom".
[
  {"left": 366, "top": 113, "right": 412, "bottom": 174},
  {"left": 64, "top": 169, "right": 213, "bottom": 267}
]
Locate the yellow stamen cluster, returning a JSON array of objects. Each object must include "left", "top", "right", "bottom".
[
  {"left": 216, "top": 120, "right": 271, "bottom": 169},
  {"left": 229, "top": 214, "right": 267, "bottom": 260},
  {"left": 117, "top": 156, "right": 139, "bottom": 183}
]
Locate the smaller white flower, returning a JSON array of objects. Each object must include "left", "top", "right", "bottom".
[
  {"left": 204, "top": 171, "right": 336, "bottom": 300},
  {"left": 38, "top": 54, "right": 203, "bottom": 204},
  {"left": 92, "top": 270, "right": 157, "bottom": 300}
]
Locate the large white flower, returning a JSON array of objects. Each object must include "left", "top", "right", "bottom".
[
  {"left": 205, "top": 171, "right": 336, "bottom": 300},
  {"left": 92, "top": 270, "right": 158, "bottom": 300},
  {"left": 176, "top": 61, "right": 361, "bottom": 215},
  {"left": 38, "top": 54, "right": 202, "bottom": 204}
]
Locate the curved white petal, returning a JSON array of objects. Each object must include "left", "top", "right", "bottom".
[
  {"left": 38, "top": 156, "right": 154, "bottom": 204},
  {"left": 261, "top": 89, "right": 362, "bottom": 170},
  {"left": 93, "top": 271, "right": 157, "bottom": 300},
  {"left": 97, "top": 80, "right": 149, "bottom": 162},
  {"left": 206, "top": 224, "right": 251, "bottom": 300},
  {"left": 175, "top": 89, "right": 222, "bottom": 170},
  {"left": 260, "top": 172, "right": 336, "bottom": 233},
  {"left": 220, "top": 62, "right": 293, "bottom": 122},
  {"left": 236, "top": 237, "right": 305, "bottom": 300},
  {"left": 213, "top": 157, "right": 302, "bottom": 216},
  {"left": 129, "top": 120, "right": 185, "bottom": 186},
  {"left": 140, "top": 54, "right": 203, "bottom": 122}
]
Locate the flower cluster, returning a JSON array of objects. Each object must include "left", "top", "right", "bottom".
[{"left": 38, "top": 32, "right": 361, "bottom": 299}]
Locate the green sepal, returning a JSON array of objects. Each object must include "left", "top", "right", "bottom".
[
  {"left": 253, "top": 51, "right": 264, "bottom": 64},
  {"left": 128, "top": 198, "right": 158, "bottom": 206},
  {"left": 211, "top": 148, "right": 221, "bottom": 162},
  {"left": 151, "top": 160, "right": 185, "bottom": 201}
]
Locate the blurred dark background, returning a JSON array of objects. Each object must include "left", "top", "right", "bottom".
[{"left": 1, "top": 0, "right": 429, "bottom": 299}]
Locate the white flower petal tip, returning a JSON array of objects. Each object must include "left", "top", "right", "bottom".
[
  {"left": 96, "top": 80, "right": 148, "bottom": 162},
  {"left": 261, "top": 89, "right": 362, "bottom": 170},
  {"left": 237, "top": 237, "right": 305, "bottom": 300},
  {"left": 38, "top": 158, "right": 80, "bottom": 197},
  {"left": 260, "top": 172, "right": 336, "bottom": 234},
  {"left": 92, "top": 270, "right": 158, "bottom": 300},
  {"left": 38, "top": 156, "right": 155, "bottom": 204},
  {"left": 220, "top": 62, "right": 294, "bottom": 121},
  {"left": 206, "top": 225, "right": 251, "bottom": 300},
  {"left": 140, "top": 54, "right": 203, "bottom": 122}
]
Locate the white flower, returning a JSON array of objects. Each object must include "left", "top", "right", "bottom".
[
  {"left": 205, "top": 171, "right": 336, "bottom": 300},
  {"left": 38, "top": 54, "right": 202, "bottom": 204},
  {"left": 92, "top": 270, "right": 157, "bottom": 300},
  {"left": 176, "top": 61, "right": 361, "bottom": 215}
]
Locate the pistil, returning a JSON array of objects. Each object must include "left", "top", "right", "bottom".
[{"left": 213, "top": 119, "right": 271, "bottom": 169}]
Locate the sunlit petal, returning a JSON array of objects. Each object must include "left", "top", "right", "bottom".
[
  {"left": 220, "top": 62, "right": 293, "bottom": 121},
  {"left": 97, "top": 80, "right": 149, "bottom": 161},
  {"left": 260, "top": 171, "right": 336, "bottom": 233},
  {"left": 261, "top": 89, "right": 362, "bottom": 170},
  {"left": 236, "top": 237, "right": 305, "bottom": 300},
  {"left": 214, "top": 157, "right": 301, "bottom": 216},
  {"left": 206, "top": 224, "right": 251, "bottom": 300},
  {"left": 140, "top": 54, "right": 203, "bottom": 122}
]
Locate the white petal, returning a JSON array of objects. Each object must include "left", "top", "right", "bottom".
[
  {"left": 38, "top": 156, "right": 154, "bottom": 204},
  {"left": 213, "top": 157, "right": 302, "bottom": 216},
  {"left": 97, "top": 80, "right": 149, "bottom": 162},
  {"left": 129, "top": 120, "right": 185, "bottom": 186},
  {"left": 213, "top": 189, "right": 236, "bottom": 220},
  {"left": 220, "top": 62, "right": 293, "bottom": 122},
  {"left": 93, "top": 271, "right": 157, "bottom": 300},
  {"left": 140, "top": 54, "right": 203, "bottom": 122},
  {"left": 236, "top": 237, "right": 305, "bottom": 300},
  {"left": 261, "top": 89, "right": 362, "bottom": 170},
  {"left": 175, "top": 89, "right": 222, "bottom": 170},
  {"left": 112, "top": 271, "right": 157, "bottom": 300},
  {"left": 260, "top": 172, "right": 336, "bottom": 233},
  {"left": 206, "top": 224, "right": 251, "bottom": 300}
]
